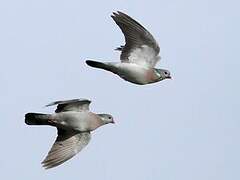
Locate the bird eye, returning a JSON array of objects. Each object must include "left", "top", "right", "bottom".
[
  {"left": 164, "top": 72, "right": 168, "bottom": 75},
  {"left": 108, "top": 116, "right": 111, "bottom": 119}
]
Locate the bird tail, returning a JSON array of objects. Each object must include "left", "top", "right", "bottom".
[
  {"left": 85, "top": 60, "right": 113, "bottom": 72},
  {"left": 25, "top": 113, "right": 52, "bottom": 125}
]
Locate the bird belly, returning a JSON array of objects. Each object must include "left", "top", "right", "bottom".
[
  {"left": 53, "top": 112, "right": 99, "bottom": 132},
  {"left": 115, "top": 63, "right": 152, "bottom": 85}
]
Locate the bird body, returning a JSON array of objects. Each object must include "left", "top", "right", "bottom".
[
  {"left": 113, "top": 62, "right": 157, "bottom": 84},
  {"left": 86, "top": 11, "right": 171, "bottom": 85},
  {"left": 87, "top": 61, "right": 160, "bottom": 85},
  {"left": 51, "top": 111, "right": 104, "bottom": 132},
  {"left": 25, "top": 99, "right": 114, "bottom": 169},
  {"left": 25, "top": 109, "right": 105, "bottom": 132}
]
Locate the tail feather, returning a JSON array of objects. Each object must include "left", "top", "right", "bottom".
[
  {"left": 25, "top": 113, "right": 51, "bottom": 125},
  {"left": 85, "top": 60, "right": 112, "bottom": 72}
]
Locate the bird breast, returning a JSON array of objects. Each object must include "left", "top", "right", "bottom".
[
  {"left": 53, "top": 112, "right": 103, "bottom": 132},
  {"left": 115, "top": 63, "right": 157, "bottom": 84}
]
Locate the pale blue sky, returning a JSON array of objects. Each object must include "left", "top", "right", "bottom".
[{"left": 0, "top": 0, "right": 239, "bottom": 179}]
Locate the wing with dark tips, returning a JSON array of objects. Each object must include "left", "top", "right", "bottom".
[
  {"left": 46, "top": 99, "right": 91, "bottom": 113},
  {"left": 42, "top": 129, "right": 91, "bottom": 169},
  {"left": 112, "top": 11, "right": 160, "bottom": 67}
]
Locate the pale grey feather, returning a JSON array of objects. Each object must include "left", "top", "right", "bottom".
[
  {"left": 111, "top": 11, "right": 160, "bottom": 67},
  {"left": 46, "top": 99, "right": 91, "bottom": 113},
  {"left": 42, "top": 129, "right": 91, "bottom": 169}
]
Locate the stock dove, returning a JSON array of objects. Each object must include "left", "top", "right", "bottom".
[
  {"left": 86, "top": 11, "right": 171, "bottom": 85},
  {"left": 25, "top": 99, "right": 114, "bottom": 169}
]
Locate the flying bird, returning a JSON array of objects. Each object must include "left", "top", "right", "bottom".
[
  {"left": 86, "top": 11, "right": 171, "bottom": 85},
  {"left": 25, "top": 99, "right": 114, "bottom": 169}
]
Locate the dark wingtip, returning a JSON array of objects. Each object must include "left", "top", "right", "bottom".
[
  {"left": 112, "top": 11, "right": 118, "bottom": 16},
  {"left": 117, "top": 11, "right": 123, "bottom": 14},
  {"left": 111, "top": 11, "right": 122, "bottom": 20},
  {"left": 111, "top": 15, "right": 114, "bottom": 19}
]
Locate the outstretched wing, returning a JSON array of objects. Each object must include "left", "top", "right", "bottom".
[
  {"left": 46, "top": 99, "right": 91, "bottom": 113},
  {"left": 42, "top": 129, "right": 91, "bottom": 169},
  {"left": 112, "top": 11, "right": 160, "bottom": 68}
]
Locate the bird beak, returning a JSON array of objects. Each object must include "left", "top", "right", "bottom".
[
  {"left": 167, "top": 76, "right": 172, "bottom": 79},
  {"left": 112, "top": 120, "right": 115, "bottom": 124}
]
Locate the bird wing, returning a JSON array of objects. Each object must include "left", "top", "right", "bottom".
[
  {"left": 112, "top": 11, "right": 160, "bottom": 68},
  {"left": 46, "top": 99, "right": 91, "bottom": 113},
  {"left": 42, "top": 129, "right": 91, "bottom": 169}
]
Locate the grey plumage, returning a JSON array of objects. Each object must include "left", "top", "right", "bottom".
[
  {"left": 46, "top": 98, "right": 91, "bottom": 112},
  {"left": 86, "top": 11, "right": 171, "bottom": 85},
  {"left": 42, "top": 130, "right": 91, "bottom": 169},
  {"left": 25, "top": 99, "right": 114, "bottom": 169},
  {"left": 111, "top": 11, "right": 160, "bottom": 62}
]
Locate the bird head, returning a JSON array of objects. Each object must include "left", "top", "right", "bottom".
[
  {"left": 155, "top": 69, "right": 172, "bottom": 81},
  {"left": 98, "top": 114, "right": 115, "bottom": 124}
]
